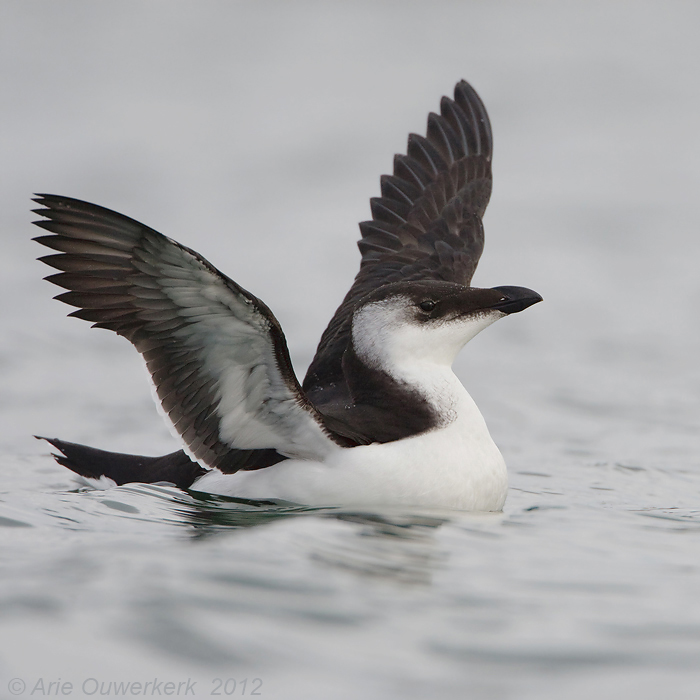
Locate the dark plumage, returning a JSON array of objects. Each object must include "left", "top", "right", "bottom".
[
  {"left": 304, "top": 81, "right": 493, "bottom": 402},
  {"left": 37, "top": 436, "right": 207, "bottom": 489}
]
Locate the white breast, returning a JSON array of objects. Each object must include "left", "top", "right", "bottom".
[{"left": 195, "top": 367, "right": 507, "bottom": 511}]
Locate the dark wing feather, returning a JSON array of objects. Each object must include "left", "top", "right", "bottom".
[
  {"left": 303, "top": 80, "right": 493, "bottom": 397},
  {"left": 33, "top": 195, "right": 344, "bottom": 472}
]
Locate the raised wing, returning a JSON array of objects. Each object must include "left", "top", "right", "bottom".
[
  {"left": 304, "top": 80, "right": 493, "bottom": 398},
  {"left": 33, "top": 195, "right": 342, "bottom": 471}
]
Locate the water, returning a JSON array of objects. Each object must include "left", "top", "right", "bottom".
[{"left": 2, "top": 1, "right": 700, "bottom": 698}]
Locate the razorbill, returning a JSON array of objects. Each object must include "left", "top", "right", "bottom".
[{"left": 33, "top": 80, "right": 541, "bottom": 510}]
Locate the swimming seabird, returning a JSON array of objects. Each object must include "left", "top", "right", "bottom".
[{"left": 33, "top": 80, "right": 541, "bottom": 510}]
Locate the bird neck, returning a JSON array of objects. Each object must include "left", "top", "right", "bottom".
[{"left": 339, "top": 340, "right": 440, "bottom": 441}]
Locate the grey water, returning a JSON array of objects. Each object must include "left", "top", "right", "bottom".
[{"left": 2, "top": 2, "right": 700, "bottom": 698}]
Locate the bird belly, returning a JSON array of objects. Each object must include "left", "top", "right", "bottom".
[{"left": 194, "top": 412, "right": 507, "bottom": 511}]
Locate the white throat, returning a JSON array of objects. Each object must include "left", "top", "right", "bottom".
[{"left": 351, "top": 298, "right": 503, "bottom": 419}]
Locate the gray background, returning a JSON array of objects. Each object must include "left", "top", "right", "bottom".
[
  {"left": 1, "top": 2, "right": 700, "bottom": 698},
  {"left": 2, "top": 0, "right": 697, "bottom": 460}
]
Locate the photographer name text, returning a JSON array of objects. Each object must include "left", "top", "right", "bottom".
[{"left": 7, "top": 677, "right": 263, "bottom": 697}]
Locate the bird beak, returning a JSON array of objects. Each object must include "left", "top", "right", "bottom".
[{"left": 490, "top": 286, "right": 543, "bottom": 314}]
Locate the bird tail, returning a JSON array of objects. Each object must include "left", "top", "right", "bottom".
[{"left": 37, "top": 436, "right": 207, "bottom": 490}]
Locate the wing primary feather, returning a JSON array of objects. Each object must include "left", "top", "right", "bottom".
[
  {"left": 393, "top": 154, "right": 432, "bottom": 188},
  {"left": 369, "top": 197, "right": 409, "bottom": 225},
  {"left": 406, "top": 133, "right": 446, "bottom": 176},
  {"left": 426, "top": 112, "right": 461, "bottom": 164},
  {"left": 379, "top": 174, "right": 421, "bottom": 207}
]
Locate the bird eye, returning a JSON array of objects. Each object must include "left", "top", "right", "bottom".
[{"left": 419, "top": 300, "right": 436, "bottom": 312}]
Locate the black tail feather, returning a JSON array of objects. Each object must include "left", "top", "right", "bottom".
[{"left": 37, "top": 437, "right": 207, "bottom": 490}]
